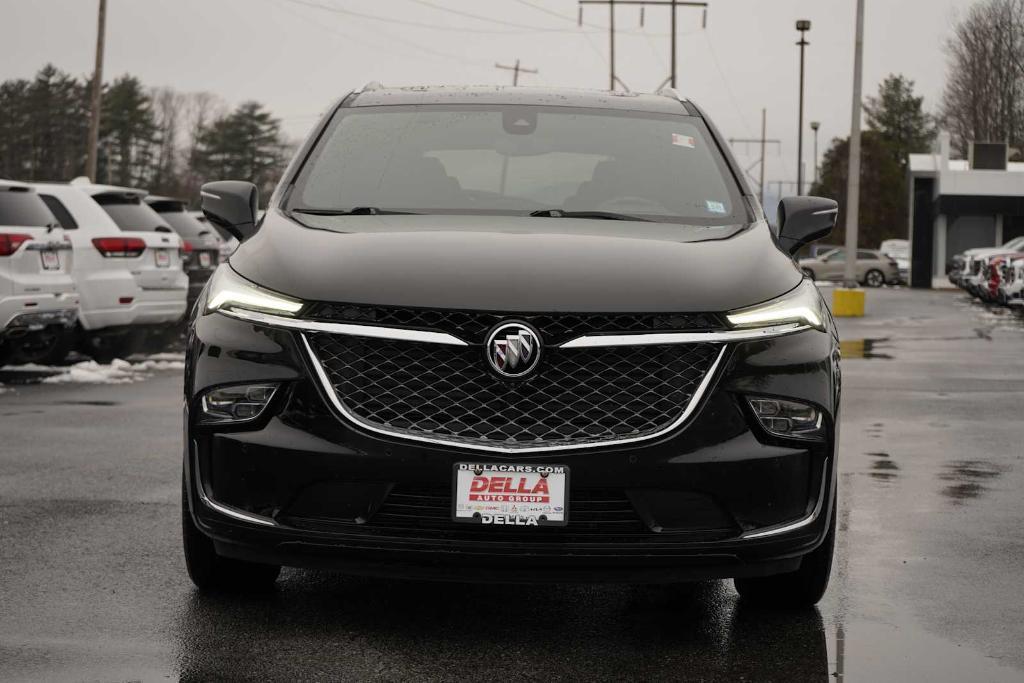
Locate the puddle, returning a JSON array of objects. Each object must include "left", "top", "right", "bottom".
[
  {"left": 865, "top": 452, "right": 899, "bottom": 482},
  {"left": 938, "top": 460, "right": 1008, "bottom": 504},
  {"left": 839, "top": 338, "right": 892, "bottom": 359}
]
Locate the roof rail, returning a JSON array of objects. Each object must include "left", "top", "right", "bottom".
[
  {"left": 355, "top": 81, "right": 384, "bottom": 94},
  {"left": 656, "top": 87, "right": 688, "bottom": 103}
]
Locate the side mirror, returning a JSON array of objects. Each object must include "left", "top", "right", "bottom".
[
  {"left": 776, "top": 196, "right": 838, "bottom": 255},
  {"left": 200, "top": 181, "right": 259, "bottom": 242}
]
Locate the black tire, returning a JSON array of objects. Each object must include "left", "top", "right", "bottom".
[
  {"left": 81, "top": 330, "right": 141, "bottom": 363},
  {"left": 801, "top": 268, "right": 816, "bottom": 281},
  {"left": 734, "top": 497, "right": 836, "bottom": 608},
  {"left": 181, "top": 474, "right": 281, "bottom": 592},
  {"left": 863, "top": 269, "right": 885, "bottom": 288},
  {"left": 34, "top": 330, "right": 77, "bottom": 366},
  {"left": 3, "top": 328, "right": 64, "bottom": 365}
]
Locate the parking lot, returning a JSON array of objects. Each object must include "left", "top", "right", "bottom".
[{"left": 0, "top": 287, "right": 1020, "bottom": 681}]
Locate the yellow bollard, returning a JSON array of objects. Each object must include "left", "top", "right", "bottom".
[{"left": 832, "top": 288, "right": 865, "bottom": 317}]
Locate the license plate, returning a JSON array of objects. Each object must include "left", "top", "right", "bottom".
[
  {"left": 40, "top": 250, "right": 60, "bottom": 270},
  {"left": 199, "top": 252, "right": 211, "bottom": 268},
  {"left": 155, "top": 249, "right": 170, "bottom": 267},
  {"left": 453, "top": 462, "right": 568, "bottom": 526}
]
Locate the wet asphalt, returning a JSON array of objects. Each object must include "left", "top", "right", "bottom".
[{"left": 1, "top": 287, "right": 1023, "bottom": 682}]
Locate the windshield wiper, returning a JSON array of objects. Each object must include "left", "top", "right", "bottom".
[
  {"left": 290, "top": 207, "right": 419, "bottom": 216},
  {"left": 528, "top": 209, "right": 654, "bottom": 222}
]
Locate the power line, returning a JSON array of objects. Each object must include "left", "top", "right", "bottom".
[
  {"left": 495, "top": 59, "right": 539, "bottom": 85},
  {"left": 282, "top": 0, "right": 600, "bottom": 34},
  {"left": 402, "top": 0, "right": 573, "bottom": 32}
]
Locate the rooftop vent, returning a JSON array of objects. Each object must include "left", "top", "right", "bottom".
[{"left": 970, "top": 142, "right": 1008, "bottom": 170}]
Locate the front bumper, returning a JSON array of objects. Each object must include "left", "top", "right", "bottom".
[{"left": 184, "top": 312, "right": 840, "bottom": 582}]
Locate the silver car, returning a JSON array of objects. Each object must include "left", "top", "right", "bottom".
[{"left": 798, "top": 248, "right": 900, "bottom": 287}]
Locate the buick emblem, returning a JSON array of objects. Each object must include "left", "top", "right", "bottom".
[{"left": 485, "top": 322, "right": 541, "bottom": 378}]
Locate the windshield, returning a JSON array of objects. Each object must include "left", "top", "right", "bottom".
[
  {"left": 94, "top": 195, "right": 172, "bottom": 232},
  {"left": 148, "top": 201, "right": 213, "bottom": 240},
  {"left": 0, "top": 189, "right": 56, "bottom": 227},
  {"left": 288, "top": 105, "right": 744, "bottom": 225}
]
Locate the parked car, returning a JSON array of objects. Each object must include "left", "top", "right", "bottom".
[
  {"left": 146, "top": 197, "right": 219, "bottom": 313},
  {"left": 1000, "top": 256, "right": 1024, "bottom": 306},
  {"left": 879, "top": 239, "right": 909, "bottom": 283},
  {"left": 0, "top": 180, "right": 79, "bottom": 364},
  {"left": 192, "top": 210, "right": 238, "bottom": 261},
  {"left": 182, "top": 85, "right": 841, "bottom": 608},
  {"left": 953, "top": 236, "right": 1024, "bottom": 289},
  {"left": 33, "top": 179, "right": 188, "bottom": 361},
  {"left": 979, "top": 252, "right": 1023, "bottom": 302},
  {"left": 798, "top": 247, "right": 899, "bottom": 287}
]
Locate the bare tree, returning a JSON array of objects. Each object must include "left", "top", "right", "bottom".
[
  {"left": 149, "top": 87, "right": 186, "bottom": 196},
  {"left": 179, "top": 91, "right": 227, "bottom": 204},
  {"left": 941, "top": 0, "right": 1024, "bottom": 157}
]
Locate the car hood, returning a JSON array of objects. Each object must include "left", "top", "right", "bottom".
[{"left": 229, "top": 211, "right": 802, "bottom": 313}]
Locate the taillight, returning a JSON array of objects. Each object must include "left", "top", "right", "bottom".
[
  {"left": 180, "top": 240, "right": 194, "bottom": 259},
  {"left": 0, "top": 233, "right": 32, "bottom": 256},
  {"left": 92, "top": 237, "right": 146, "bottom": 257}
]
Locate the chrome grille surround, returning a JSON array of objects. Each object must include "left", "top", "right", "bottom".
[{"left": 302, "top": 324, "right": 728, "bottom": 453}]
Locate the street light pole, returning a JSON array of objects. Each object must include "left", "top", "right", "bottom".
[
  {"left": 795, "top": 19, "right": 811, "bottom": 196},
  {"left": 810, "top": 120, "right": 820, "bottom": 186},
  {"left": 85, "top": 0, "right": 107, "bottom": 183},
  {"left": 843, "top": 0, "right": 865, "bottom": 288}
]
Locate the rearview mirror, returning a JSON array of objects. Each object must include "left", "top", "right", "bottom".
[
  {"left": 776, "top": 196, "right": 838, "bottom": 255},
  {"left": 201, "top": 181, "right": 259, "bottom": 242}
]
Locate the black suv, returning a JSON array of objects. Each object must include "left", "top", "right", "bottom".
[{"left": 183, "top": 85, "right": 840, "bottom": 607}]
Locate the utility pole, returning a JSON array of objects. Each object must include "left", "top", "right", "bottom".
[
  {"left": 810, "top": 121, "right": 821, "bottom": 185},
  {"left": 728, "top": 109, "right": 780, "bottom": 208},
  {"left": 795, "top": 19, "right": 811, "bottom": 196},
  {"left": 843, "top": 0, "right": 865, "bottom": 288},
  {"left": 495, "top": 59, "right": 538, "bottom": 86},
  {"left": 580, "top": 0, "right": 707, "bottom": 90},
  {"left": 85, "top": 0, "right": 107, "bottom": 183}
]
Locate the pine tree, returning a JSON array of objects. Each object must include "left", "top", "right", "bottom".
[
  {"left": 193, "top": 101, "right": 285, "bottom": 202},
  {"left": 865, "top": 74, "right": 937, "bottom": 171},
  {"left": 99, "top": 75, "right": 158, "bottom": 187}
]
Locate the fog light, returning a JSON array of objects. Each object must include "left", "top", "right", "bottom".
[
  {"left": 748, "top": 397, "right": 824, "bottom": 440},
  {"left": 200, "top": 383, "right": 279, "bottom": 424}
]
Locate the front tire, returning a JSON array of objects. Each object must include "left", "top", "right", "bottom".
[
  {"left": 734, "top": 497, "right": 836, "bottom": 608},
  {"left": 182, "top": 474, "right": 281, "bottom": 592},
  {"left": 863, "top": 269, "right": 885, "bottom": 288}
]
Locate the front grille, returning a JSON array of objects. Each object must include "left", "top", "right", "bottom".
[
  {"left": 305, "top": 303, "right": 722, "bottom": 345},
  {"left": 307, "top": 331, "right": 720, "bottom": 450}
]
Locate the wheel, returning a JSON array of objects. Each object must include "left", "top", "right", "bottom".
[
  {"left": 734, "top": 497, "right": 836, "bottom": 608},
  {"left": 3, "top": 328, "right": 63, "bottom": 365},
  {"left": 801, "top": 268, "right": 816, "bottom": 281},
  {"left": 181, "top": 474, "right": 280, "bottom": 592},
  {"left": 34, "top": 329, "right": 77, "bottom": 366},
  {"left": 863, "top": 269, "right": 885, "bottom": 288},
  {"left": 81, "top": 330, "right": 142, "bottom": 363}
]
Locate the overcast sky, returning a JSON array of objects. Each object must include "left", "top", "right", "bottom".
[{"left": 2, "top": 0, "right": 978, "bottom": 198}]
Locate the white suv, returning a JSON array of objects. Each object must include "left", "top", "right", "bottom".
[
  {"left": 33, "top": 179, "right": 188, "bottom": 361},
  {"left": 0, "top": 181, "right": 79, "bottom": 365}
]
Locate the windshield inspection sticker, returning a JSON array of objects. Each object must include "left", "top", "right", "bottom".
[
  {"left": 671, "top": 133, "right": 696, "bottom": 148},
  {"left": 705, "top": 200, "right": 727, "bottom": 214}
]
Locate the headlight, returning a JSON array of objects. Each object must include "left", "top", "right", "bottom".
[
  {"left": 205, "top": 265, "right": 303, "bottom": 317},
  {"left": 725, "top": 280, "right": 827, "bottom": 331}
]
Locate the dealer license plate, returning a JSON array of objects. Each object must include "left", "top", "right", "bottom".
[
  {"left": 453, "top": 462, "right": 568, "bottom": 526},
  {"left": 155, "top": 249, "right": 170, "bottom": 267},
  {"left": 40, "top": 250, "right": 60, "bottom": 270}
]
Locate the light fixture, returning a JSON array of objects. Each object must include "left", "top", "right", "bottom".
[
  {"left": 200, "top": 383, "right": 279, "bottom": 424},
  {"left": 726, "top": 280, "right": 828, "bottom": 331},
  {"left": 205, "top": 265, "right": 302, "bottom": 317},
  {"left": 748, "top": 397, "right": 824, "bottom": 440}
]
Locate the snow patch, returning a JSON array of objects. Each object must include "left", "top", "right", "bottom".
[{"left": 1, "top": 353, "right": 185, "bottom": 386}]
